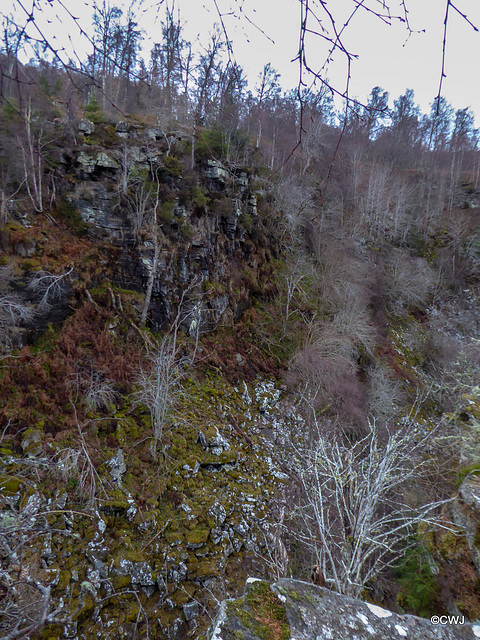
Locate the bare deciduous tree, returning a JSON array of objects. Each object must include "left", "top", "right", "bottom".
[
  {"left": 69, "top": 362, "right": 118, "bottom": 413},
  {"left": 19, "top": 101, "right": 48, "bottom": 213},
  {"left": 0, "top": 267, "right": 34, "bottom": 352},
  {"left": 135, "top": 277, "right": 205, "bottom": 455},
  {"left": 293, "top": 418, "right": 451, "bottom": 597},
  {"left": 135, "top": 334, "right": 183, "bottom": 455},
  {"left": 139, "top": 168, "right": 165, "bottom": 328},
  {"left": 124, "top": 176, "right": 154, "bottom": 238},
  {"left": 279, "top": 254, "right": 310, "bottom": 338},
  {"left": 27, "top": 267, "right": 73, "bottom": 311},
  {"left": 367, "top": 362, "right": 406, "bottom": 424},
  {"left": 385, "top": 249, "right": 438, "bottom": 312}
]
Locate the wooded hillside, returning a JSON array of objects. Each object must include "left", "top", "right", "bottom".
[{"left": 2, "top": 5, "right": 480, "bottom": 639}]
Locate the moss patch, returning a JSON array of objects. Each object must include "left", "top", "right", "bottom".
[{"left": 226, "top": 580, "right": 289, "bottom": 640}]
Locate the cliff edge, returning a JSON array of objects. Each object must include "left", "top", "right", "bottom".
[{"left": 206, "top": 578, "right": 480, "bottom": 640}]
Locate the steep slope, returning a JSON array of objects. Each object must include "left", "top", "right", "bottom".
[{"left": 2, "top": 110, "right": 480, "bottom": 639}]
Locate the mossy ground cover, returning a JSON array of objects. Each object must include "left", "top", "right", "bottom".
[{"left": 0, "top": 213, "right": 288, "bottom": 637}]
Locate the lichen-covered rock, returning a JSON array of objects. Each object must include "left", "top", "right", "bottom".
[
  {"left": 108, "top": 448, "right": 127, "bottom": 484},
  {"left": 96, "top": 151, "right": 119, "bottom": 169},
  {"left": 21, "top": 428, "right": 43, "bottom": 457},
  {"left": 77, "top": 151, "right": 97, "bottom": 173},
  {"left": 207, "top": 501, "right": 227, "bottom": 526},
  {"left": 451, "top": 476, "right": 480, "bottom": 575},
  {"left": 207, "top": 578, "right": 480, "bottom": 640},
  {"left": 115, "top": 559, "right": 155, "bottom": 587},
  {"left": 204, "top": 160, "right": 229, "bottom": 182},
  {"left": 78, "top": 118, "right": 95, "bottom": 135}
]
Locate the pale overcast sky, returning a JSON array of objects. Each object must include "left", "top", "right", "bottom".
[
  {"left": 8, "top": 0, "right": 480, "bottom": 119},
  {"left": 177, "top": 0, "right": 480, "bottom": 118}
]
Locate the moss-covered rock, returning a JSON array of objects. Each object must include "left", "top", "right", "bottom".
[{"left": 186, "top": 526, "right": 210, "bottom": 549}]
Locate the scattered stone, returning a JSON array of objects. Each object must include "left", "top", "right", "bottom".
[
  {"left": 233, "top": 521, "right": 249, "bottom": 538},
  {"left": 207, "top": 501, "right": 227, "bottom": 526},
  {"left": 183, "top": 600, "right": 199, "bottom": 621},
  {"left": 116, "top": 559, "right": 155, "bottom": 587},
  {"left": 63, "top": 621, "right": 78, "bottom": 638},
  {"left": 210, "top": 528, "right": 224, "bottom": 545},
  {"left": 169, "top": 562, "right": 187, "bottom": 583},
  {"left": 15, "top": 239, "right": 36, "bottom": 257},
  {"left": 197, "top": 431, "right": 208, "bottom": 449},
  {"left": 172, "top": 617, "right": 187, "bottom": 640},
  {"left": 108, "top": 449, "right": 126, "bottom": 484},
  {"left": 209, "top": 429, "right": 230, "bottom": 456},
  {"left": 232, "top": 537, "right": 243, "bottom": 553}
]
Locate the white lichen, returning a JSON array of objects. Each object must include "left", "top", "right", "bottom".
[{"left": 366, "top": 603, "right": 392, "bottom": 618}]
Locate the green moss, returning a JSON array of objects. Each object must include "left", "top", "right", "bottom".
[
  {"left": 57, "top": 569, "right": 71, "bottom": 590},
  {"left": 186, "top": 559, "right": 218, "bottom": 578},
  {"left": 457, "top": 464, "right": 480, "bottom": 485},
  {"left": 186, "top": 526, "right": 209, "bottom": 546},
  {"left": 171, "top": 587, "right": 194, "bottom": 606},
  {"left": 473, "top": 524, "right": 480, "bottom": 550},
  {"left": 0, "top": 475, "right": 22, "bottom": 494},
  {"left": 112, "top": 574, "right": 132, "bottom": 589},
  {"left": 39, "top": 627, "right": 63, "bottom": 640},
  {"left": 73, "top": 594, "right": 95, "bottom": 621},
  {"left": 165, "top": 531, "right": 184, "bottom": 545},
  {"left": 229, "top": 580, "right": 290, "bottom": 640},
  {"left": 115, "top": 422, "right": 126, "bottom": 445},
  {"left": 434, "top": 528, "right": 469, "bottom": 561},
  {"left": 125, "top": 602, "right": 140, "bottom": 622}
]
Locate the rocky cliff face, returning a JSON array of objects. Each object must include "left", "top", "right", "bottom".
[
  {"left": 207, "top": 578, "right": 480, "bottom": 640},
  {"left": 61, "top": 119, "right": 275, "bottom": 334}
]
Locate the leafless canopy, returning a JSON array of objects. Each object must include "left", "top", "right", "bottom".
[
  {"left": 5, "top": 1, "right": 478, "bottom": 109},
  {"left": 292, "top": 417, "right": 453, "bottom": 597}
]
